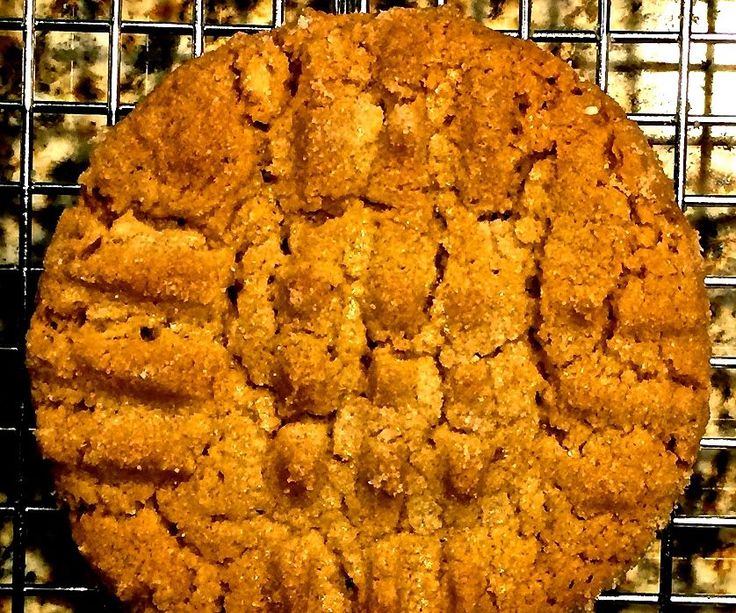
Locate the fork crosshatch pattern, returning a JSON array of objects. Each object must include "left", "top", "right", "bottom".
[{"left": 0, "top": 0, "right": 735, "bottom": 612}]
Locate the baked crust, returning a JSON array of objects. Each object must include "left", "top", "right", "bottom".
[{"left": 26, "top": 7, "right": 710, "bottom": 612}]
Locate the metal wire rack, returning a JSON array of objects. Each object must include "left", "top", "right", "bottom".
[{"left": 0, "top": 0, "right": 735, "bottom": 611}]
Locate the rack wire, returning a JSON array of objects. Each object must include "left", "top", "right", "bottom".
[{"left": 0, "top": 0, "right": 735, "bottom": 611}]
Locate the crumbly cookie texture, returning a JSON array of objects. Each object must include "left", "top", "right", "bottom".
[{"left": 26, "top": 7, "right": 710, "bottom": 612}]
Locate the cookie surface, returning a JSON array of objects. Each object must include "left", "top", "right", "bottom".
[{"left": 26, "top": 7, "right": 710, "bottom": 612}]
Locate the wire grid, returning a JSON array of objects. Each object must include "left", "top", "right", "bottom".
[{"left": 0, "top": 0, "right": 735, "bottom": 610}]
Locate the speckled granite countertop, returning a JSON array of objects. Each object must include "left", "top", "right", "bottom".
[{"left": 0, "top": 0, "right": 735, "bottom": 611}]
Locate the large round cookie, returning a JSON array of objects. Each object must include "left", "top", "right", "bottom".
[{"left": 27, "top": 7, "right": 710, "bottom": 612}]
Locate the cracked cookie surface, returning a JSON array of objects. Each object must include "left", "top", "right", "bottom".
[{"left": 26, "top": 7, "right": 711, "bottom": 612}]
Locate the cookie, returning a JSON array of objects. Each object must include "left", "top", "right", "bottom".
[{"left": 26, "top": 7, "right": 711, "bottom": 612}]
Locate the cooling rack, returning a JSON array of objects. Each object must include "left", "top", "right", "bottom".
[{"left": 0, "top": 0, "right": 735, "bottom": 610}]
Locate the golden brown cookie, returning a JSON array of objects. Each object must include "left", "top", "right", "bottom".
[{"left": 26, "top": 7, "right": 710, "bottom": 612}]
